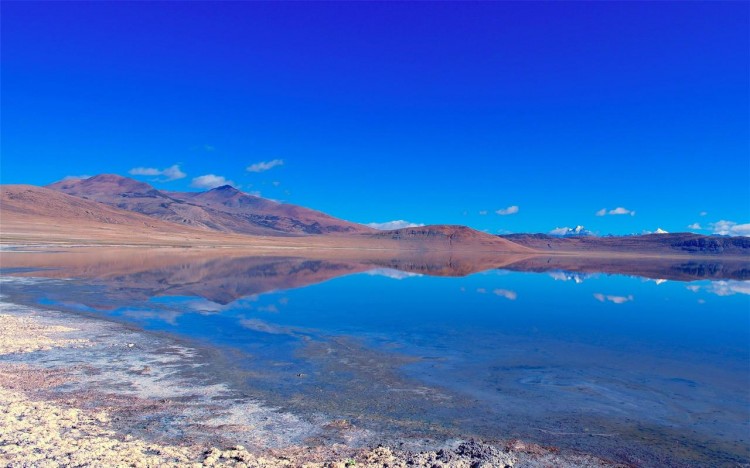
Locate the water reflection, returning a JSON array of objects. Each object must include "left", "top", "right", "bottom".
[
  {"left": 2, "top": 248, "right": 749, "bottom": 305},
  {"left": 1, "top": 247, "right": 749, "bottom": 465}
]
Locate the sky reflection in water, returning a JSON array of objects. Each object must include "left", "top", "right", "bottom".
[{"left": 3, "top": 253, "right": 749, "bottom": 465}]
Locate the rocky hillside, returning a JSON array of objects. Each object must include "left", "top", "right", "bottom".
[
  {"left": 371, "top": 225, "right": 535, "bottom": 252},
  {"left": 48, "top": 174, "right": 374, "bottom": 236}
]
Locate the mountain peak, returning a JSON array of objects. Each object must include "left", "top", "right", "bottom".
[
  {"left": 48, "top": 173, "right": 159, "bottom": 198},
  {"left": 211, "top": 184, "right": 240, "bottom": 193},
  {"left": 81, "top": 174, "right": 156, "bottom": 192},
  {"left": 87, "top": 174, "right": 129, "bottom": 182}
]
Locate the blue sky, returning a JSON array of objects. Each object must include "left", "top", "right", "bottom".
[{"left": 2, "top": 2, "right": 748, "bottom": 235}]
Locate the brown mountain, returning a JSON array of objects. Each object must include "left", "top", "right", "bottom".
[
  {"left": 501, "top": 233, "right": 750, "bottom": 256},
  {"left": 0, "top": 184, "right": 228, "bottom": 245},
  {"left": 371, "top": 225, "right": 535, "bottom": 252},
  {"left": 47, "top": 174, "right": 374, "bottom": 236},
  {"left": 0, "top": 184, "right": 533, "bottom": 253}
]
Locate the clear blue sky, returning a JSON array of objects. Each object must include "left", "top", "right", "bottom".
[{"left": 2, "top": 1, "right": 748, "bottom": 235}]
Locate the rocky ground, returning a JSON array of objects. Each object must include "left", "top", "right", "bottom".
[{"left": 0, "top": 300, "right": 621, "bottom": 467}]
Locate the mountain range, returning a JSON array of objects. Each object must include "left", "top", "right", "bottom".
[
  {"left": 502, "top": 233, "right": 750, "bottom": 256},
  {"left": 0, "top": 174, "right": 747, "bottom": 257},
  {"left": 48, "top": 174, "right": 373, "bottom": 236},
  {"left": 1, "top": 175, "right": 526, "bottom": 252},
  {"left": 2, "top": 250, "right": 747, "bottom": 311}
]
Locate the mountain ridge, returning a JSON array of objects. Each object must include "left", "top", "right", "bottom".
[
  {"left": 1, "top": 182, "right": 533, "bottom": 252},
  {"left": 2, "top": 174, "right": 747, "bottom": 256},
  {"left": 502, "top": 232, "right": 750, "bottom": 255},
  {"left": 47, "top": 174, "right": 374, "bottom": 236}
]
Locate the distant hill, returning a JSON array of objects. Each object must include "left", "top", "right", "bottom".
[
  {"left": 371, "top": 225, "right": 535, "bottom": 252},
  {"left": 501, "top": 233, "right": 750, "bottom": 256},
  {"left": 48, "top": 174, "right": 374, "bottom": 236}
]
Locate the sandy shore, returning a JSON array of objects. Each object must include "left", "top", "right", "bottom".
[{"left": 0, "top": 292, "right": 619, "bottom": 467}]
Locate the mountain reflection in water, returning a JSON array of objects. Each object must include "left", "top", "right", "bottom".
[
  {"left": 1, "top": 247, "right": 748, "bottom": 466},
  {"left": 3, "top": 248, "right": 748, "bottom": 304}
]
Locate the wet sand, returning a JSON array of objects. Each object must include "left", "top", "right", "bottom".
[{"left": 0, "top": 292, "right": 619, "bottom": 467}]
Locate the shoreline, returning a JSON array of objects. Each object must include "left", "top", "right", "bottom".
[
  {"left": 0, "top": 288, "right": 619, "bottom": 467},
  {"left": 2, "top": 240, "right": 749, "bottom": 261}
]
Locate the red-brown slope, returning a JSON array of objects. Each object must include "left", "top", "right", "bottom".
[
  {"left": 0, "top": 185, "right": 232, "bottom": 244},
  {"left": 47, "top": 174, "right": 374, "bottom": 236},
  {"left": 369, "top": 225, "right": 535, "bottom": 253}
]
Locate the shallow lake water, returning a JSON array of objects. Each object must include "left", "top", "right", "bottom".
[{"left": 1, "top": 250, "right": 748, "bottom": 466}]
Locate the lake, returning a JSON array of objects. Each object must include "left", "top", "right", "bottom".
[{"left": 1, "top": 248, "right": 748, "bottom": 466}]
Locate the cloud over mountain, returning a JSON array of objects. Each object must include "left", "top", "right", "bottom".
[
  {"left": 710, "top": 220, "right": 750, "bottom": 236},
  {"left": 596, "top": 207, "right": 635, "bottom": 216},
  {"left": 366, "top": 220, "right": 424, "bottom": 230},
  {"left": 129, "top": 164, "right": 186, "bottom": 181},
  {"left": 549, "top": 225, "right": 592, "bottom": 237},
  {"left": 191, "top": 174, "right": 235, "bottom": 189}
]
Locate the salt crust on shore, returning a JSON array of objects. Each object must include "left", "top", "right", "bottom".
[
  {"left": 0, "top": 313, "right": 88, "bottom": 355},
  {"left": 0, "top": 296, "right": 615, "bottom": 467}
]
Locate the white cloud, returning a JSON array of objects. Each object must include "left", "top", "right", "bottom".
[
  {"left": 184, "top": 299, "right": 227, "bottom": 314},
  {"left": 700, "top": 211, "right": 708, "bottom": 216},
  {"left": 365, "top": 268, "right": 422, "bottom": 280},
  {"left": 687, "top": 223, "right": 702, "bottom": 230},
  {"left": 129, "top": 167, "right": 161, "bottom": 176},
  {"left": 549, "top": 225, "right": 591, "bottom": 237},
  {"left": 594, "top": 293, "right": 634, "bottom": 304},
  {"left": 549, "top": 271, "right": 590, "bottom": 283},
  {"left": 688, "top": 280, "right": 750, "bottom": 297},
  {"left": 708, "top": 281, "right": 750, "bottom": 296},
  {"left": 478, "top": 210, "right": 488, "bottom": 216},
  {"left": 709, "top": 220, "right": 750, "bottom": 237},
  {"left": 191, "top": 174, "right": 235, "bottom": 189},
  {"left": 596, "top": 207, "right": 635, "bottom": 216},
  {"left": 493, "top": 288, "right": 517, "bottom": 300},
  {"left": 611, "top": 207, "right": 635, "bottom": 216},
  {"left": 366, "top": 220, "right": 424, "bottom": 230},
  {"left": 247, "top": 159, "right": 284, "bottom": 173},
  {"left": 161, "top": 165, "right": 186, "bottom": 181},
  {"left": 496, "top": 205, "right": 519, "bottom": 216},
  {"left": 62, "top": 174, "right": 91, "bottom": 181},
  {"left": 549, "top": 227, "right": 571, "bottom": 236},
  {"left": 129, "top": 164, "right": 186, "bottom": 181}
]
